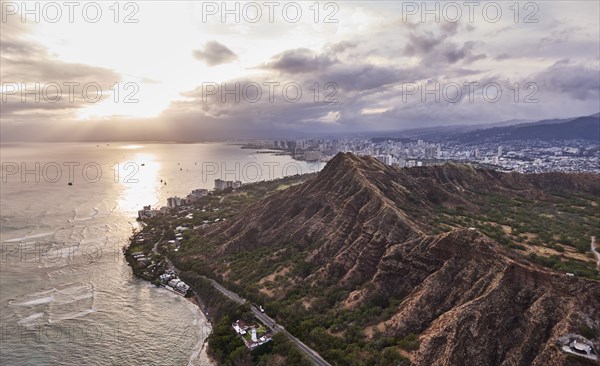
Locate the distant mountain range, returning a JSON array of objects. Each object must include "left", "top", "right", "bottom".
[
  {"left": 402, "top": 113, "right": 599, "bottom": 144},
  {"left": 450, "top": 114, "right": 600, "bottom": 143},
  {"left": 369, "top": 113, "right": 600, "bottom": 143}
]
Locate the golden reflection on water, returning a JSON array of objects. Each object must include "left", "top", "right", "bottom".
[
  {"left": 121, "top": 144, "right": 144, "bottom": 150},
  {"left": 116, "top": 151, "right": 160, "bottom": 214}
]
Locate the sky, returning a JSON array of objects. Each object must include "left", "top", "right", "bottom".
[{"left": 1, "top": 0, "right": 599, "bottom": 141}]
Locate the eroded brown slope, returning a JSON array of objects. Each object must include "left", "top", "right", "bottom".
[
  {"left": 194, "top": 153, "right": 600, "bottom": 365},
  {"left": 211, "top": 153, "right": 420, "bottom": 287},
  {"left": 373, "top": 229, "right": 600, "bottom": 365}
]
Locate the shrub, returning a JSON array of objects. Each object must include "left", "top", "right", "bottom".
[
  {"left": 579, "top": 325, "right": 597, "bottom": 339},
  {"left": 398, "top": 333, "right": 420, "bottom": 351}
]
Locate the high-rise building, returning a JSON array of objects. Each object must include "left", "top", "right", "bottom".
[
  {"left": 215, "top": 179, "right": 242, "bottom": 191},
  {"left": 167, "top": 196, "right": 182, "bottom": 208},
  {"left": 376, "top": 155, "right": 393, "bottom": 165},
  {"left": 214, "top": 179, "right": 227, "bottom": 191}
]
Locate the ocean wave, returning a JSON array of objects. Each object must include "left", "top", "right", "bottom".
[
  {"left": 57, "top": 284, "right": 91, "bottom": 295},
  {"left": 10, "top": 284, "right": 93, "bottom": 307},
  {"left": 17, "top": 312, "right": 45, "bottom": 325},
  {"left": 14, "top": 296, "right": 54, "bottom": 306},
  {"left": 72, "top": 207, "right": 101, "bottom": 222},
  {"left": 49, "top": 308, "right": 96, "bottom": 323},
  {"left": 53, "top": 284, "right": 94, "bottom": 304},
  {"left": 54, "top": 292, "right": 94, "bottom": 305},
  {"left": 29, "top": 288, "right": 59, "bottom": 297},
  {"left": 3, "top": 232, "right": 55, "bottom": 243}
]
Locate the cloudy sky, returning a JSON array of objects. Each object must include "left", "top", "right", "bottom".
[{"left": 1, "top": 1, "right": 599, "bottom": 141}]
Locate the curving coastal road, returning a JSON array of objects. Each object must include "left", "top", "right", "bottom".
[
  {"left": 206, "top": 278, "right": 331, "bottom": 366},
  {"left": 153, "top": 237, "right": 331, "bottom": 365}
]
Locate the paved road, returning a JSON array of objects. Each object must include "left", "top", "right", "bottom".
[
  {"left": 160, "top": 241, "right": 330, "bottom": 365},
  {"left": 206, "top": 278, "right": 331, "bottom": 366},
  {"left": 208, "top": 278, "right": 245, "bottom": 304}
]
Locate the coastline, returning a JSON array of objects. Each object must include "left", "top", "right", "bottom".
[
  {"left": 186, "top": 292, "right": 217, "bottom": 366},
  {"left": 183, "top": 290, "right": 216, "bottom": 366},
  {"left": 125, "top": 223, "right": 217, "bottom": 365},
  {"left": 126, "top": 171, "right": 320, "bottom": 365}
]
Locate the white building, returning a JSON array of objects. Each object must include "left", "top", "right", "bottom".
[
  {"left": 375, "top": 154, "right": 394, "bottom": 165},
  {"left": 214, "top": 179, "right": 243, "bottom": 191},
  {"left": 167, "top": 196, "right": 183, "bottom": 208},
  {"left": 137, "top": 205, "right": 159, "bottom": 219}
]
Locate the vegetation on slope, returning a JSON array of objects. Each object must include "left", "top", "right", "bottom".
[{"left": 134, "top": 154, "right": 600, "bottom": 365}]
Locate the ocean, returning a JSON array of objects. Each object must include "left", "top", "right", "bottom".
[{"left": 0, "top": 142, "right": 322, "bottom": 365}]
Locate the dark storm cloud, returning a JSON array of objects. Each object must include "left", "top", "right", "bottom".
[
  {"left": 158, "top": 81, "right": 345, "bottom": 138},
  {"left": 192, "top": 41, "right": 238, "bottom": 66},
  {"left": 325, "top": 41, "right": 358, "bottom": 54},
  {"left": 403, "top": 31, "right": 444, "bottom": 56},
  {"left": 1, "top": 39, "right": 45, "bottom": 58},
  {"left": 261, "top": 48, "right": 337, "bottom": 74},
  {"left": 403, "top": 23, "right": 486, "bottom": 66},
  {"left": 260, "top": 45, "right": 412, "bottom": 92},
  {"left": 322, "top": 64, "right": 409, "bottom": 92},
  {"left": 534, "top": 60, "right": 600, "bottom": 100},
  {"left": 495, "top": 53, "right": 512, "bottom": 61},
  {"left": 540, "top": 25, "right": 582, "bottom": 46},
  {"left": 0, "top": 10, "right": 45, "bottom": 62},
  {"left": 2, "top": 57, "right": 120, "bottom": 85}
]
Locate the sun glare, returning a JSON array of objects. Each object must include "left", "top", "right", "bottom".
[{"left": 116, "top": 152, "right": 160, "bottom": 214}]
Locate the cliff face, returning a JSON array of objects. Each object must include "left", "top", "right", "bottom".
[
  {"left": 375, "top": 230, "right": 600, "bottom": 365},
  {"left": 197, "top": 153, "right": 600, "bottom": 365},
  {"left": 213, "top": 153, "right": 420, "bottom": 287}
]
